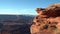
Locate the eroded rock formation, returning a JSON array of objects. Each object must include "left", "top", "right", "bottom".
[{"left": 30, "top": 3, "right": 60, "bottom": 34}]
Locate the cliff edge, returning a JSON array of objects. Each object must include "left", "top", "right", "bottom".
[{"left": 30, "top": 3, "right": 60, "bottom": 34}]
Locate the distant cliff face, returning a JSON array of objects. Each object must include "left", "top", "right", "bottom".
[
  {"left": 0, "top": 15, "right": 34, "bottom": 34},
  {"left": 30, "top": 3, "right": 60, "bottom": 34},
  {"left": 0, "top": 15, "right": 34, "bottom": 24}
]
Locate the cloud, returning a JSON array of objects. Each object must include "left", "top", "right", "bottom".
[
  {"left": 0, "top": 9, "right": 37, "bottom": 15},
  {"left": 18, "top": 9, "right": 37, "bottom": 15}
]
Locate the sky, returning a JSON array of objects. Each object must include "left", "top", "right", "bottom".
[{"left": 0, "top": 0, "right": 60, "bottom": 15}]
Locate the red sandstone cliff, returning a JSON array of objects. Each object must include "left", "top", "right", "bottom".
[{"left": 30, "top": 3, "right": 60, "bottom": 34}]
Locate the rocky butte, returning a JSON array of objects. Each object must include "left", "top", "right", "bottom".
[{"left": 30, "top": 3, "right": 60, "bottom": 34}]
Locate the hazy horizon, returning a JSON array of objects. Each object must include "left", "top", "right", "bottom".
[{"left": 0, "top": 0, "right": 60, "bottom": 15}]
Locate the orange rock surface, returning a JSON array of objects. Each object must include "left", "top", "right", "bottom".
[{"left": 30, "top": 3, "right": 60, "bottom": 34}]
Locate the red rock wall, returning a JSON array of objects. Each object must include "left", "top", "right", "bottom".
[{"left": 30, "top": 3, "right": 60, "bottom": 34}]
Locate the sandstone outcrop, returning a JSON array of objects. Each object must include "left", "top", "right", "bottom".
[{"left": 30, "top": 3, "right": 60, "bottom": 34}]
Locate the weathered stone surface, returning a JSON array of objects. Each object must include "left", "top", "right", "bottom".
[{"left": 30, "top": 3, "right": 60, "bottom": 34}]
